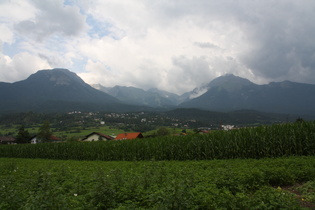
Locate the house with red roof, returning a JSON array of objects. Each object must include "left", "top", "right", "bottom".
[
  {"left": 115, "top": 132, "right": 143, "bottom": 140},
  {"left": 81, "top": 132, "right": 114, "bottom": 142}
]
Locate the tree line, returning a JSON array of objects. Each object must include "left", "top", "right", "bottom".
[{"left": 14, "top": 121, "right": 52, "bottom": 144}]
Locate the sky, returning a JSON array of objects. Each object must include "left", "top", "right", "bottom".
[{"left": 1, "top": 0, "right": 315, "bottom": 95}]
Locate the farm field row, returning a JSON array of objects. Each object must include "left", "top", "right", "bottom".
[
  {"left": 1, "top": 122, "right": 315, "bottom": 160},
  {"left": 1, "top": 157, "right": 315, "bottom": 209}
]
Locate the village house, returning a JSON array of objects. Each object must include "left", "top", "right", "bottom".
[
  {"left": 81, "top": 132, "right": 114, "bottom": 142},
  {"left": 30, "top": 135, "right": 62, "bottom": 144},
  {"left": 0, "top": 136, "right": 16, "bottom": 144},
  {"left": 115, "top": 132, "right": 143, "bottom": 140},
  {"left": 222, "top": 125, "right": 235, "bottom": 131},
  {"left": 196, "top": 130, "right": 210, "bottom": 134}
]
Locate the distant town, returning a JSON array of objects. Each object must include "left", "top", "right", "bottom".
[{"left": 0, "top": 110, "right": 247, "bottom": 144}]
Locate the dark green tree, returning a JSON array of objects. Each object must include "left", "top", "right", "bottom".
[
  {"left": 37, "top": 121, "right": 52, "bottom": 143},
  {"left": 157, "top": 127, "right": 170, "bottom": 136},
  {"left": 15, "top": 125, "right": 31, "bottom": 144},
  {"left": 295, "top": 117, "right": 305, "bottom": 123}
]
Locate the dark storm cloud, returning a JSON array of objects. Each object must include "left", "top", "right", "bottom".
[
  {"left": 237, "top": 1, "right": 315, "bottom": 83},
  {"left": 162, "top": 0, "right": 315, "bottom": 83}
]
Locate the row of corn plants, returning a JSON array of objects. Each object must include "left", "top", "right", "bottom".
[
  {"left": 1, "top": 157, "right": 315, "bottom": 209},
  {"left": 1, "top": 121, "right": 315, "bottom": 161}
]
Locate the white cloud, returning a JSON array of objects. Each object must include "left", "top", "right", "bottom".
[
  {"left": 0, "top": 0, "right": 86, "bottom": 83},
  {"left": 0, "top": 0, "right": 36, "bottom": 23},
  {"left": 78, "top": 59, "right": 115, "bottom": 86},
  {"left": 74, "top": 1, "right": 249, "bottom": 94},
  {"left": 0, "top": 24, "right": 14, "bottom": 44},
  {"left": 0, "top": 52, "right": 51, "bottom": 82},
  {"left": 1, "top": 0, "right": 315, "bottom": 94},
  {"left": 14, "top": 0, "right": 86, "bottom": 41}
]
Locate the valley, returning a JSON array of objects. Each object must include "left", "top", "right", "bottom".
[{"left": 0, "top": 108, "right": 298, "bottom": 142}]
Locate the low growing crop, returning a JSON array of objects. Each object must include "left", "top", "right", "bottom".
[{"left": 1, "top": 157, "right": 315, "bottom": 209}]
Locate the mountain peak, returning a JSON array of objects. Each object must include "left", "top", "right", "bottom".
[
  {"left": 209, "top": 74, "right": 254, "bottom": 90},
  {"left": 0, "top": 68, "right": 129, "bottom": 113},
  {"left": 27, "top": 68, "right": 86, "bottom": 86}
]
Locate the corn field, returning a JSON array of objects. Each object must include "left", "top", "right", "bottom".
[{"left": 1, "top": 121, "right": 315, "bottom": 161}]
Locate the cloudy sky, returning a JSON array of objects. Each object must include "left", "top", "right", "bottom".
[{"left": 1, "top": 0, "right": 315, "bottom": 94}]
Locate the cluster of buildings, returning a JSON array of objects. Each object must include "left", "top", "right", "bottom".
[
  {"left": 80, "top": 132, "right": 143, "bottom": 141},
  {"left": 0, "top": 132, "right": 144, "bottom": 144},
  {"left": 0, "top": 124, "right": 236, "bottom": 145}
]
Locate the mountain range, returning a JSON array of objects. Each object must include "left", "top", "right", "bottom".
[
  {"left": 180, "top": 74, "right": 315, "bottom": 116},
  {"left": 91, "top": 84, "right": 184, "bottom": 108},
  {"left": 1, "top": 69, "right": 315, "bottom": 116},
  {"left": 94, "top": 74, "right": 315, "bottom": 116}
]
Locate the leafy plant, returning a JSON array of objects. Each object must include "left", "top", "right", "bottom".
[{"left": 1, "top": 157, "right": 315, "bottom": 209}]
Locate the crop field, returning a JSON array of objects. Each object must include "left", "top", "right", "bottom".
[
  {"left": 1, "top": 157, "right": 315, "bottom": 209},
  {"left": 1, "top": 121, "right": 315, "bottom": 160},
  {"left": 1, "top": 121, "right": 315, "bottom": 209}
]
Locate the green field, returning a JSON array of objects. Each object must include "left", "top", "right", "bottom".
[
  {"left": 1, "top": 157, "right": 315, "bottom": 209},
  {"left": 1, "top": 121, "right": 315, "bottom": 209},
  {"left": 0, "top": 124, "right": 191, "bottom": 140},
  {"left": 0, "top": 125, "right": 126, "bottom": 140},
  {"left": 54, "top": 126, "right": 127, "bottom": 139},
  {"left": 1, "top": 121, "right": 315, "bottom": 160}
]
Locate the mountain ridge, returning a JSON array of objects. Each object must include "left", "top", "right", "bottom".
[
  {"left": 180, "top": 74, "right": 315, "bottom": 115},
  {"left": 1, "top": 69, "right": 315, "bottom": 116},
  {"left": 92, "top": 84, "right": 181, "bottom": 108},
  {"left": 92, "top": 73, "right": 315, "bottom": 116}
]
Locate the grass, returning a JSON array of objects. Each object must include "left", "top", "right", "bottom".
[
  {"left": 1, "top": 124, "right": 194, "bottom": 140},
  {"left": 54, "top": 126, "right": 126, "bottom": 139},
  {"left": 0, "top": 125, "right": 126, "bottom": 140},
  {"left": 142, "top": 127, "right": 194, "bottom": 136}
]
